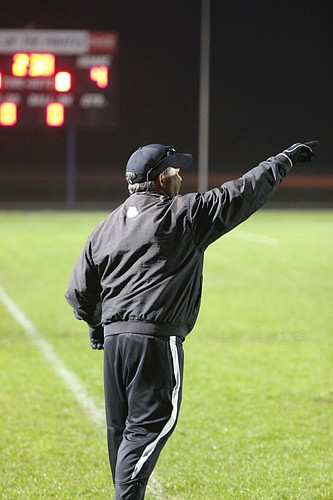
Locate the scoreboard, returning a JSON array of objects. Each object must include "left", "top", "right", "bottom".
[{"left": 0, "top": 29, "right": 118, "bottom": 128}]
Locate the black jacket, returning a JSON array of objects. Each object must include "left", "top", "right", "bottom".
[{"left": 65, "top": 153, "right": 292, "bottom": 338}]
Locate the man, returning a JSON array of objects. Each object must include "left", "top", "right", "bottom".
[{"left": 65, "top": 141, "right": 317, "bottom": 499}]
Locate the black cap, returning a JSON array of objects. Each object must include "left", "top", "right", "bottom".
[{"left": 126, "top": 144, "right": 193, "bottom": 183}]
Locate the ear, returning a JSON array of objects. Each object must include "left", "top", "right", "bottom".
[{"left": 158, "top": 172, "right": 166, "bottom": 188}]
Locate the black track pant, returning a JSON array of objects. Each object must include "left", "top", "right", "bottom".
[{"left": 104, "top": 333, "right": 184, "bottom": 500}]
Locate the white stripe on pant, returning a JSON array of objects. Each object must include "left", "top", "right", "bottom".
[{"left": 131, "top": 335, "right": 181, "bottom": 479}]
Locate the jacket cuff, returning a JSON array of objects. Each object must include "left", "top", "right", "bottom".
[
  {"left": 89, "top": 325, "right": 104, "bottom": 340},
  {"left": 275, "top": 152, "right": 293, "bottom": 172}
]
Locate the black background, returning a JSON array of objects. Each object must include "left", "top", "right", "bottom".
[{"left": 0, "top": 0, "right": 332, "bottom": 204}]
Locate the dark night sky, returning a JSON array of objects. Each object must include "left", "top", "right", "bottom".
[{"left": 1, "top": 0, "right": 332, "bottom": 188}]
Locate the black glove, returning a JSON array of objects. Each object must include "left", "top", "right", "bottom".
[
  {"left": 282, "top": 141, "right": 319, "bottom": 164},
  {"left": 89, "top": 325, "right": 104, "bottom": 350}
]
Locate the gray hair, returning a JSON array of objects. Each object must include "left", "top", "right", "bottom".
[{"left": 126, "top": 167, "right": 174, "bottom": 195}]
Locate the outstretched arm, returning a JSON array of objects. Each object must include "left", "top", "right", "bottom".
[{"left": 189, "top": 141, "right": 318, "bottom": 248}]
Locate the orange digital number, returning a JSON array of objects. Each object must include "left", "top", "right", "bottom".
[
  {"left": 12, "top": 53, "right": 55, "bottom": 77},
  {"left": 55, "top": 72, "right": 71, "bottom": 92},
  {"left": 29, "top": 53, "right": 55, "bottom": 77},
  {"left": 12, "top": 53, "right": 30, "bottom": 77},
  {"left": 46, "top": 102, "right": 64, "bottom": 127},
  {"left": 0, "top": 102, "right": 17, "bottom": 126},
  {"left": 90, "top": 65, "right": 108, "bottom": 88}
]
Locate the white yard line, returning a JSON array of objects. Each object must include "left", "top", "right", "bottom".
[
  {"left": 0, "top": 285, "right": 164, "bottom": 498},
  {"left": 0, "top": 285, "right": 105, "bottom": 427},
  {"left": 231, "top": 230, "right": 278, "bottom": 246}
]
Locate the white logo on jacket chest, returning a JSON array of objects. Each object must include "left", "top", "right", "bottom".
[{"left": 127, "top": 206, "right": 138, "bottom": 218}]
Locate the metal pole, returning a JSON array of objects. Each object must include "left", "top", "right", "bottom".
[
  {"left": 66, "top": 126, "right": 77, "bottom": 208},
  {"left": 198, "top": 0, "right": 211, "bottom": 193}
]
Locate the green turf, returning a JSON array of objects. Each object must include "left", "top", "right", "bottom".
[{"left": 0, "top": 210, "right": 332, "bottom": 499}]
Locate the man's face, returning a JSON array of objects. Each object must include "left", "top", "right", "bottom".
[{"left": 160, "top": 167, "right": 182, "bottom": 198}]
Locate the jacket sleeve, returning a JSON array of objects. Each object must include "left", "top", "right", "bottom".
[
  {"left": 65, "top": 238, "right": 102, "bottom": 327},
  {"left": 188, "top": 153, "right": 292, "bottom": 249}
]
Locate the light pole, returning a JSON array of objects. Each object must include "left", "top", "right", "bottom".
[{"left": 198, "top": 0, "right": 211, "bottom": 193}]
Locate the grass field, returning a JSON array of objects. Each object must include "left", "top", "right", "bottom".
[{"left": 0, "top": 209, "right": 332, "bottom": 499}]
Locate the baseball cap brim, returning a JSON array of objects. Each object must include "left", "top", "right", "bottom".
[{"left": 168, "top": 152, "right": 193, "bottom": 169}]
